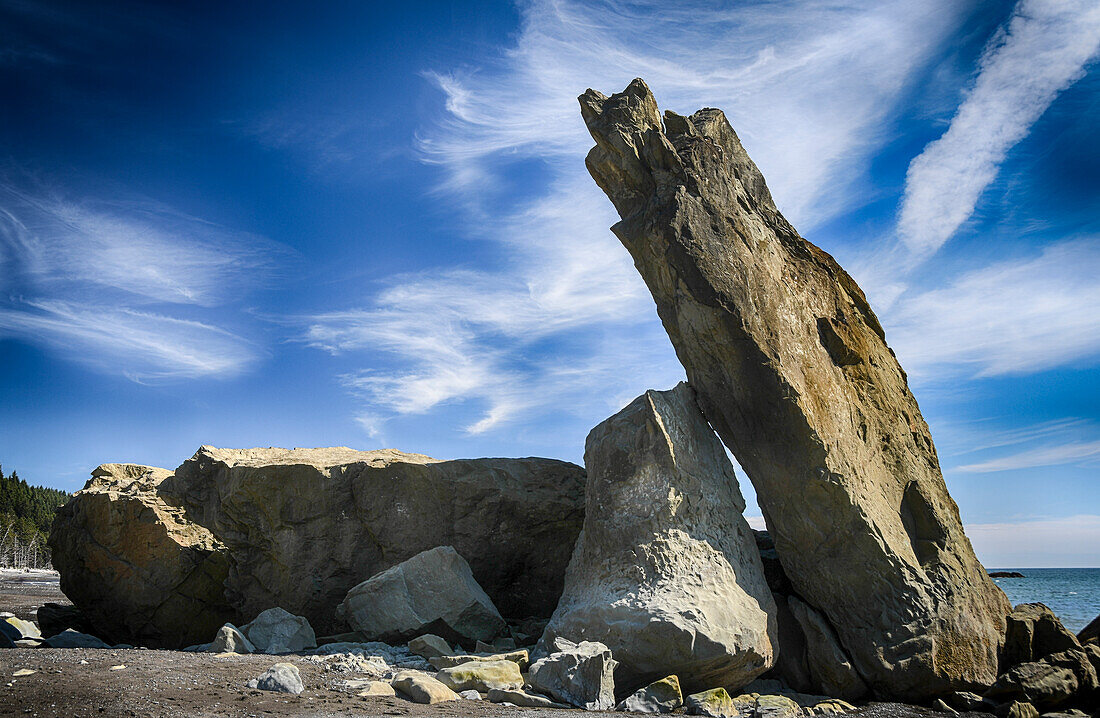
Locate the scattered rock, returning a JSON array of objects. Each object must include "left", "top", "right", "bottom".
[
  {"left": 409, "top": 634, "right": 453, "bottom": 659},
  {"left": 44, "top": 629, "right": 112, "bottom": 649},
  {"left": 948, "top": 691, "right": 994, "bottom": 712},
  {"left": 36, "top": 603, "right": 93, "bottom": 639},
  {"left": 246, "top": 663, "right": 304, "bottom": 694},
  {"left": 165, "top": 445, "right": 586, "bottom": 631},
  {"left": 242, "top": 607, "right": 316, "bottom": 654},
  {"left": 356, "top": 681, "right": 396, "bottom": 697},
  {"left": 109, "top": 665, "right": 125, "bottom": 671},
  {"left": 933, "top": 699, "right": 957, "bottom": 714},
  {"left": 807, "top": 698, "right": 857, "bottom": 715},
  {"left": 996, "top": 701, "right": 1039, "bottom": 718},
  {"left": 207, "top": 623, "right": 255, "bottom": 654},
  {"left": 755, "top": 694, "right": 803, "bottom": 718},
  {"left": 528, "top": 637, "right": 617, "bottom": 710},
  {"left": 541, "top": 383, "right": 776, "bottom": 692},
  {"left": 488, "top": 687, "right": 570, "bottom": 708},
  {"left": 577, "top": 77, "right": 1011, "bottom": 700},
  {"left": 13, "top": 639, "right": 43, "bottom": 648},
  {"left": 787, "top": 596, "right": 868, "bottom": 700},
  {"left": 1003, "top": 604, "right": 1080, "bottom": 670},
  {"left": 617, "top": 674, "right": 683, "bottom": 713},
  {"left": 339, "top": 546, "right": 507, "bottom": 648},
  {"left": 429, "top": 649, "right": 529, "bottom": 671},
  {"left": 48, "top": 463, "right": 234, "bottom": 648},
  {"left": 435, "top": 659, "right": 523, "bottom": 692},
  {"left": 685, "top": 687, "right": 735, "bottom": 717},
  {"left": 391, "top": 670, "right": 460, "bottom": 704},
  {"left": 4, "top": 616, "right": 41, "bottom": 640},
  {"left": 12, "top": 669, "right": 36, "bottom": 677}
]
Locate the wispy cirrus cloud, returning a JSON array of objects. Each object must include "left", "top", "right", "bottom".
[
  {"left": 0, "top": 178, "right": 280, "bottom": 380},
  {"left": 886, "top": 238, "right": 1100, "bottom": 378},
  {"left": 897, "top": 0, "right": 1100, "bottom": 260},
  {"left": 957, "top": 439, "right": 1100, "bottom": 473},
  {"left": 309, "top": 0, "right": 972, "bottom": 437}
]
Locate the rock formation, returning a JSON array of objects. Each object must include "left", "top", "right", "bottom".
[
  {"left": 48, "top": 464, "right": 234, "bottom": 648},
  {"left": 578, "top": 78, "right": 1010, "bottom": 699},
  {"left": 337, "top": 545, "right": 507, "bottom": 648},
  {"left": 50, "top": 447, "right": 586, "bottom": 645},
  {"left": 540, "top": 382, "right": 775, "bottom": 693}
]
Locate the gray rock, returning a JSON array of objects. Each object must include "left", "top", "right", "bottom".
[
  {"left": 208, "top": 623, "right": 255, "bottom": 654},
  {"left": 528, "top": 637, "right": 617, "bottom": 710},
  {"left": 1002, "top": 604, "right": 1081, "bottom": 669},
  {"left": 616, "top": 674, "right": 683, "bottom": 713},
  {"left": 488, "top": 687, "right": 570, "bottom": 708},
  {"left": 338, "top": 546, "right": 506, "bottom": 649},
  {"left": 44, "top": 629, "right": 112, "bottom": 648},
  {"left": 577, "top": 77, "right": 1010, "bottom": 701},
  {"left": 408, "top": 634, "right": 453, "bottom": 659},
  {"left": 247, "top": 662, "right": 303, "bottom": 694},
  {"left": 242, "top": 608, "right": 316, "bottom": 653},
  {"left": 787, "top": 596, "right": 867, "bottom": 700},
  {"left": 541, "top": 383, "right": 776, "bottom": 693},
  {"left": 164, "top": 445, "right": 585, "bottom": 631}
]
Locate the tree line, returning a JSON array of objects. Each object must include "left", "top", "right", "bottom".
[{"left": 0, "top": 465, "right": 72, "bottom": 569}]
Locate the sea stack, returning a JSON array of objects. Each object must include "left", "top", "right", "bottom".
[{"left": 577, "top": 78, "right": 1011, "bottom": 700}]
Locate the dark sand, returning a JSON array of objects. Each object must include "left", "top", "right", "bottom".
[{"left": 0, "top": 571, "right": 952, "bottom": 718}]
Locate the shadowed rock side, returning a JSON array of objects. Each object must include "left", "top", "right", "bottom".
[
  {"left": 578, "top": 78, "right": 1011, "bottom": 700},
  {"left": 161, "top": 446, "right": 586, "bottom": 634},
  {"left": 541, "top": 382, "right": 776, "bottom": 694},
  {"left": 48, "top": 464, "right": 234, "bottom": 648}
]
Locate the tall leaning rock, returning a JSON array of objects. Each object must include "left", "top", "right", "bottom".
[
  {"left": 578, "top": 79, "right": 1010, "bottom": 700},
  {"left": 541, "top": 382, "right": 775, "bottom": 694}
]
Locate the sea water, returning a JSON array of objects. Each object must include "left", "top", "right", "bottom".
[{"left": 989, "top": 568, "right": 1099, "bottom": 633}]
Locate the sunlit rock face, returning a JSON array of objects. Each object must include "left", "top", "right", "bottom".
[{"left": 578, "top": 78, "right": 1011, "bottom": 700}]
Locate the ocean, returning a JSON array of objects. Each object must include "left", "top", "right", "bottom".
[{"left": 989, "top": 567, "right": 1100, "bottom": 633}]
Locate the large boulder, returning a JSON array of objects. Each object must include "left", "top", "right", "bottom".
[
  {"left": 337, "top": 545, "right": 507, "bottom": 648},
  {"left": 164, "top": 446, "right": 584, "bottom": 633},
  {"left": 577, "top": 78, "right": 1010, "bottom": 700},
  {"left": 540, "top": 383, "right": 775, "bottom": 692},
  {"left": 241, "top": 607, "right": 316, "bottom": 653},
  {"left": 48, "top": 464, "right": 234, "bottom": 648},
  {"left": 1002, "top": 604, "right": 1081, "bottom": 669}
]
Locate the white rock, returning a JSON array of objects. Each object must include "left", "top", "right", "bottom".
[{"left": 247, "top": 663, "right": 304, "bottom": 694}]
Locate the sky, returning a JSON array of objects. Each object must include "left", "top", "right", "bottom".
[{"left": 1, "top": 0, "right": 1098, "bottom": 567}]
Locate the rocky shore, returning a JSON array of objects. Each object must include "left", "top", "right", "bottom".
[{"left": 4, "top": 80, "right": 1099, "bottom": 718}]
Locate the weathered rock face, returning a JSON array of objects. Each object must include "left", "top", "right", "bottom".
[
  {"left": 1002, "top": 603, "right": 1081, "bottom": 670},
  {"left": 578, "top": 78, "right": 1011, "bottom": 700},
  {"left": 337, "top": 545, "right": 507, "bottom": 648},
  {"left": 164, "top": 446, "right": 584, "bottom": 633},
  {"left": 48, "top": 464, "right": 234, "bottom": 648},
  {"left": 540, "top": 382, "right": 775, "bottom": 693}
]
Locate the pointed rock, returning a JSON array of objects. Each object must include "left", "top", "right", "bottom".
[{"left": 578, "top": 78, "right": 1010, "bottom": 700}]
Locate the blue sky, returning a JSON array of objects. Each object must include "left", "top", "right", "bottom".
[{"left": 1, "top": 0, "right": 1098, "bottom": 566}]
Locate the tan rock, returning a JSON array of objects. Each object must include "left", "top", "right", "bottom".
[
  {"left": 48, "top": 464, "right": 233, "bottom": 648},
  {"left": 356, "top": 681, "right": 396, "bottom": 698},
  {"left": 430, "top": 649, "right": 529, "bottom": 671},
  {"left": 541, "top": 383, "right": 776, "bottom": 692},
  {"left": 391, "top": 670, "right": 460, "bottom": 704},
  {"left": 1002, "top": 604, "right": 1080, "bottom": 669},
  {"left": 578, "top": 78, "right": 1011, "bottom": 700},
  {"left": 435, "top": 659, "right": 523, "bottom": 692}
]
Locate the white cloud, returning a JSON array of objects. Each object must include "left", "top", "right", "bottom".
[
  {"left": 957, "top": 439, "right": 1100, "bottom": 473},
  {"left": 0, "top": 300, "right": 258, "bottom": 380},
  {"left": 966, "top": 514, "right": 1100, "bottom": 568},
  {"left": 886, "top": 239, "right": 1100, "bottom": 378},
  {"left": 310, "top": 0, "right": 973, "bottom": 437},
  {"left": 0, "top": 179, "right": 278, "bottom": 380},
  {"left": 897, "top": 0, "right": 1100, "bottom": 259}
]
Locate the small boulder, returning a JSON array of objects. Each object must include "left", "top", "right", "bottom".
[
  {"left": 1043, "top": 648, "right": 1099, "bottom": 692},
  {"left": 247, "top": 663, "right": 303, "bottom": 694},
  {"left": 391, "top": 670, "right": 460, "bottom": 704},
  {"left": 528, "top": 637, "right": 617, "bottom": 710},
  {"left": 995, "top": 701, "right": 1039, "bottom": 718},
  {"left": 208, "top": 623, "right": 255, "bottom": 654},
  {"left": 338, "top": 546, "right": 507, "bottom": 649},
  {"left": 617, "top": 674, "right": 683, "bottom": 713},
  {"left": 948, "top": 691, "right": 994, "bottom": 712},
  {"left": 4, "top": 617, "right": 41, "bottom": 640},
  {"left": 430, "top": 649, "right": 529, "bottom": 671},
  {"left": 488, "top": 687, "right": 571, "bottom": 708},
  {"left": 685, "top": 687, "right": 735, "bottom": 717},
  {"left": 44, "top": 629, "right": 111, "bottom": 649},
  {"left": 242, "top": 608, "right": 316, "bottom": 654},
  {"left": 356, "top": 681, "right": 396, "bottom": 697},
  {"left": 408, "top": 634, "right": 453, "bottom": 659},
  {"left": 1003, "top": 605, "right": 1080, "bottom": 669},
  {"left": 435, "top": 659, "right": 523, "bottom": 692},
  {"left": 37, "top": 604, "right": 93, "bottom": 639},
  {"left": 986, "top": 660, "right": 1078, "bottom": 710},
  {"left": 755, "top": 694, "right": 803, "bottom": 718}
]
